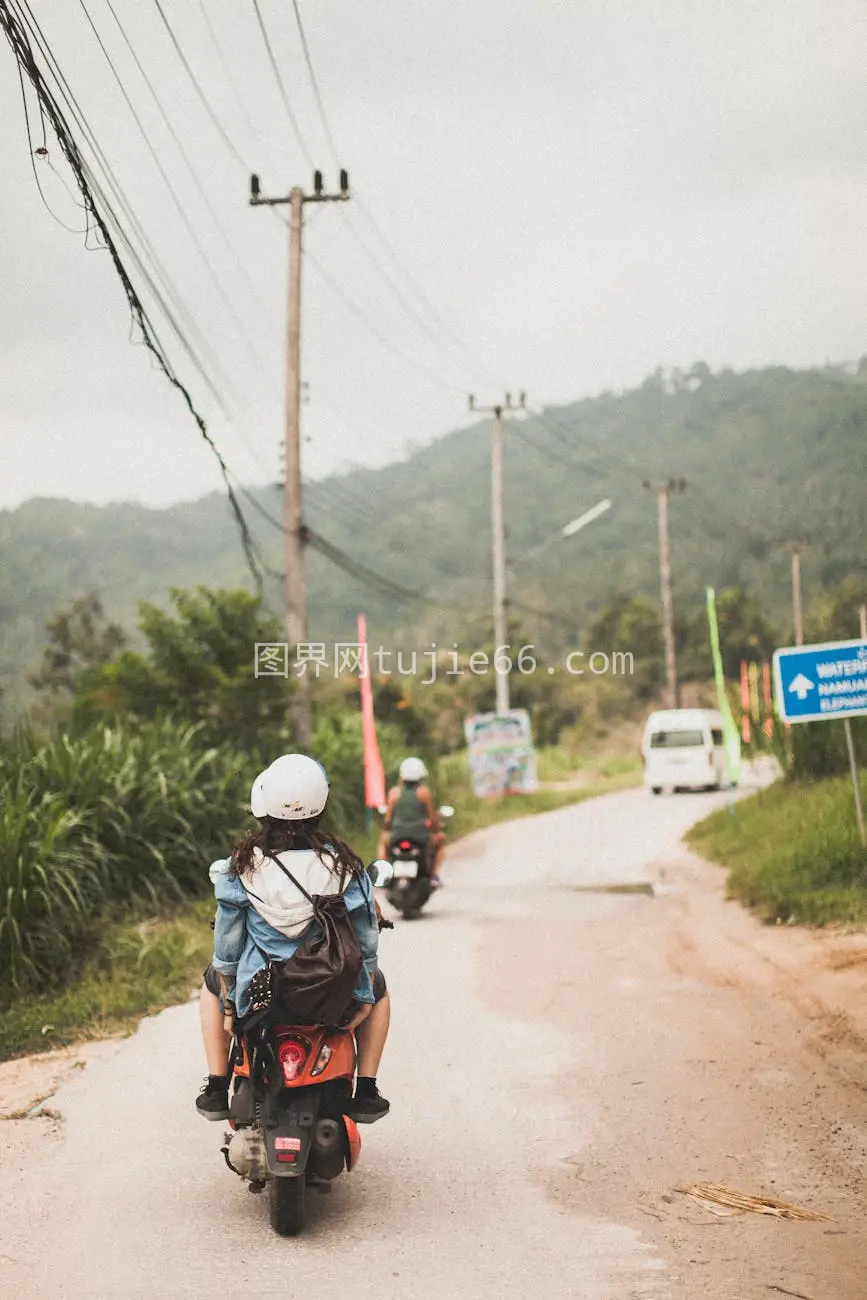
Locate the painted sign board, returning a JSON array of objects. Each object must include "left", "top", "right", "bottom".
[
  {"left": 773, "top": 638, "right": 867, "bottom": 724},
  {"left": 464, "top": 709, "right": 538, "bottom": 797}
]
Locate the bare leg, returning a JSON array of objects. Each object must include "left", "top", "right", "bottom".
[
  {"left": 355, "top": 992, "right": 390, "bottom": 1077},
  {"left": 199, "top": 984, "right": 232, "bottom": 1076}
]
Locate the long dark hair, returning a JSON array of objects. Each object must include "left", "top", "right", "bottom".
[{"left": 230, "top": 814, "right": 363, "bottom": 884}]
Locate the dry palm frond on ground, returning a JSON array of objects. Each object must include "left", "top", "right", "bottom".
[{"left": 675, "top": 1182, "right": 829, "bottom": 1221}]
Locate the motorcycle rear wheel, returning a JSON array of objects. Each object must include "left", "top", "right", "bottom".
[{"left": 269, "top": 1175, "right": 306, "bottom": 1236}]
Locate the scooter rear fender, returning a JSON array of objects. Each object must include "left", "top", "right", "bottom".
[{"left": 263, "top": 1085, "right": 321, "bottom": 1177}]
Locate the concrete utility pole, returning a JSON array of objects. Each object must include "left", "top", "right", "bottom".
[
  {"left": 643, "top": 478, "right": 686, "bottom": 709},
  {"left": 469, "top": 392, "right": 526, "bottom": 714},
  {"left": 250, "top": 169, "right": 350, "bottom": 745}
]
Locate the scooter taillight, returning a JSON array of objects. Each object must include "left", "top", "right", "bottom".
[
  {"left": 398, "top": 840, "right": 411, "bottom": 850},
  {"left": 278, "top": 1037, "right": 310, "bottom": 1083}
]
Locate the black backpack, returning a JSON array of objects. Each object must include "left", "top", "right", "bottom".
[{"left": 244, "top": 853, "right": 363, "bottom": 1027}]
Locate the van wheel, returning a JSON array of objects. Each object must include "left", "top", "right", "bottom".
[
  {"left": 650, "top": 787, "right": 662, "bottom": 796},
  {"left": 269, "top": 1176, "right": 306, "bottom": 1236}
]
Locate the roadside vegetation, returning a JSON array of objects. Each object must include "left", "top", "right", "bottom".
[
  {"left": 0, "top": 584, "right": 645, "bottom": 1060},
  {"left": 0, "top": 743, "right": 636, "bottom": 1060},
  {"left": 2, "top": 565, "right": 863, "bottom": 1058},
  {"left": 689, "top": 774, "right": 867, "bottom": 925}
]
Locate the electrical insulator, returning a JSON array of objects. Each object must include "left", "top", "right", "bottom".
[
  {"left": 340, "top": 168, "right": 349, "bottom": 194},
  {"left": 314, "top": 170, "right": 323, "bottom": 195},
  {"left": 250, "top": 174, "right": 260, "bottom": 200}
]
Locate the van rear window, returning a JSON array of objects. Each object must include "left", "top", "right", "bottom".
[{"left": 649, "top": 729, "right": 704, "bottom": 749}]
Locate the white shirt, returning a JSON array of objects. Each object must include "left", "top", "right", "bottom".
[{"left": 218, "top": 848, "right": 348, "bottom": 939}]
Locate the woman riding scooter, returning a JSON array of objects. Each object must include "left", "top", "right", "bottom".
[
  {"left": 196, "top": 754, "right": 391, "bottom": 1124},
  {"left": 378, "top": 757, "right": 445, "bottom": 885}
]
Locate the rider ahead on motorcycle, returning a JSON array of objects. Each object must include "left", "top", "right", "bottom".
[{"left": 378, "top": 757, "right": 445, "bottom": 886}]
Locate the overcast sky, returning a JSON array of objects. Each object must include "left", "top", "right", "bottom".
[{"left": 2, "top": 0, "right": 866, "bottom": 510}]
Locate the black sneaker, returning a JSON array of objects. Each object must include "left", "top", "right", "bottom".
[
  {"left": 351, "top": 1083, "right": 390, "bottom": 1124},
  {"left": 196, "top": 1076, "right": 230, "bottom": 1121}
]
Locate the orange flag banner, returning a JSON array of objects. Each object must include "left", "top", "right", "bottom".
[
  {"left": 740, "top": 660, "right": 751, "bottom": 744},
  {"left": 357, "top": 614, "right": 385, "bottom": 810}
]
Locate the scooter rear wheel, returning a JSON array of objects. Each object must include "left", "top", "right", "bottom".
[{"left": 269, "top": 1175, "right": 306, "bottom": 1236}]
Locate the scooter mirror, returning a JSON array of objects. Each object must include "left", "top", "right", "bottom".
[
  {"left": 438, "top": 804, "right": 455, "bottom": 819},
  {"left": 367, "top": 858, "right": 394, "bottom": 887}
]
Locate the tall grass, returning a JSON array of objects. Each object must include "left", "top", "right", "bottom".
[
  {"left": 688, "top": 774, "right": 867, "bottom": 924},
  {"left": 0, "top": 721, "right": 250, "bottom": 995}
]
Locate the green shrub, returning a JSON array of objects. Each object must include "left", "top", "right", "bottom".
[
  {"left": 0, "top": 719, "right": 249, "bottom": 996},
  {"left": 688, "top": 774, "right": 867, "bottom": 924}
]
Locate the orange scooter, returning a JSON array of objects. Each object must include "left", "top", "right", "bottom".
[
  {"left": 220, "top": 860, "right": 392, "bottom": 1237},
  {"left": 221, "top": 1020, "right": 363, "bottom": 1235}
]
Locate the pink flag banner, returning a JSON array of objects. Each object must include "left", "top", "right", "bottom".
[{"left": 357, "top": 614, "right": 386, "bottom": 810}]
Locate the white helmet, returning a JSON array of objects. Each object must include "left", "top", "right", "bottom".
[
  {"left": 255, "top": 754, "right": 330, "bottom": 821},
  {"left": 250, "top": 769, "right": 269, "bottom": 818},
  {"left": 399, "top": 757, "right": 428, "bottom": 783}
]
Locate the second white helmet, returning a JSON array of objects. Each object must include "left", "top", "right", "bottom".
[
  {"left": 399, "top": 756, "right": 428, "bottom": 782},
  {"left": 254, "top": 754, "right": 330, "bottom": 820},
  {"left": 250, "top": 769, "right": 270, "bottom": 818}
]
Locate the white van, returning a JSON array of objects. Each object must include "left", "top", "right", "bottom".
[{"left": 641, "top": 709, "right": 727, "bottom": 794}]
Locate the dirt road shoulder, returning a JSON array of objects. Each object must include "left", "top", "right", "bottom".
[{"left": 478, "top": 830, "right": 867, "bottom": 1299}]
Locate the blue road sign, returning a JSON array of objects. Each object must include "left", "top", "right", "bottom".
[{"left": 773, "top": 638, "right": 867, "bottom": 724}]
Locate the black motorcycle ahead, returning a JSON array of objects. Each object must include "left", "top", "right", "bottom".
[
  {"left": 384, "top": 835, "right": 433, "bottom": 919},
  {"left": 384, "top": 805, "right": 453, "bottom": 920}
]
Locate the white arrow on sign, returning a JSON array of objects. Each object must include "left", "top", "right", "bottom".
[{"left": 788, "top": 673, "right": 814, "bottom": 700}]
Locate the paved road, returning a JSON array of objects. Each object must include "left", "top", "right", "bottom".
[{"left": 2, "top": 780, "right": 866, "bottom": 1299}]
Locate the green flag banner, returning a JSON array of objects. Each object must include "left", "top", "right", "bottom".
[{"left": 706, "top": 587, "right": 742, "bottom": 786}]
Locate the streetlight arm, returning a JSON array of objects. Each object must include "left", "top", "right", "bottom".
[{"left": 561, "top": 499, "right": 612, "bottom": 538}]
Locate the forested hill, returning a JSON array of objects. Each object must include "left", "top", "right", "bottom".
[{"left": 2, "top": 361, "right": 866, "bottom": 714}]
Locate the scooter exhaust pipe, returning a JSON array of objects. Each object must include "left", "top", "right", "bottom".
[{"left": 307, "top": 1117, "right": 345, "bottom": 1181}]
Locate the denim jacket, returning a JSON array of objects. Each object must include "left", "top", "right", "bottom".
[{"left": 210, "top": 855, "right": 379, "bottom": 1019}]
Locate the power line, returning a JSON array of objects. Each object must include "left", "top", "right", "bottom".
[
  {"left": 307, "top": 530, "right": 441, "bottom": 605},
  {"left": 278, "top": 2, "right": 485, "bottom": 377},
  {"left": 102, "top": 0, "right": 276, "bottom": 327},
  {"left": 196, "top": 0, "right": 261, "bottom": 152},
  {"left": 14, "top": 58, "right": 83, "bottom": 233},
  {"left": 76, "top": 0, "right": 270, "bottom": 374},
  {"left": 237, "top": 479, "right": 377, "bottom": 542},
  {"left": 304, "top": 245, "right": 458, "bottom": 394},
  {"left": 13, "top": 0, "right": 242, "bottom": 417},
  {"left": 151, "top": 0, "right": 250, "bottom": 171},
  {"left": 0, "top": 0, "right": 263, "bottom": 591},
  {"left": 233, "top": 472, "right": 448, "bottom": 608},
  {"left": 250, "top": 0, "right": 314, "bottom": 168},
  {"left": 352, "top": 191, "right": 475, "bottom": 357},
  {"left": 307, "top": 480, "right": 379, "bottom": 531},
  {"left": 341, "top": 208, "right": 475, "bottom": 366},
  {"left": 289, "top": 0, "right": 339, "bottom": 167},
  {"left": 19, "top": 2, "right": 279, "bottom": 467}
]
